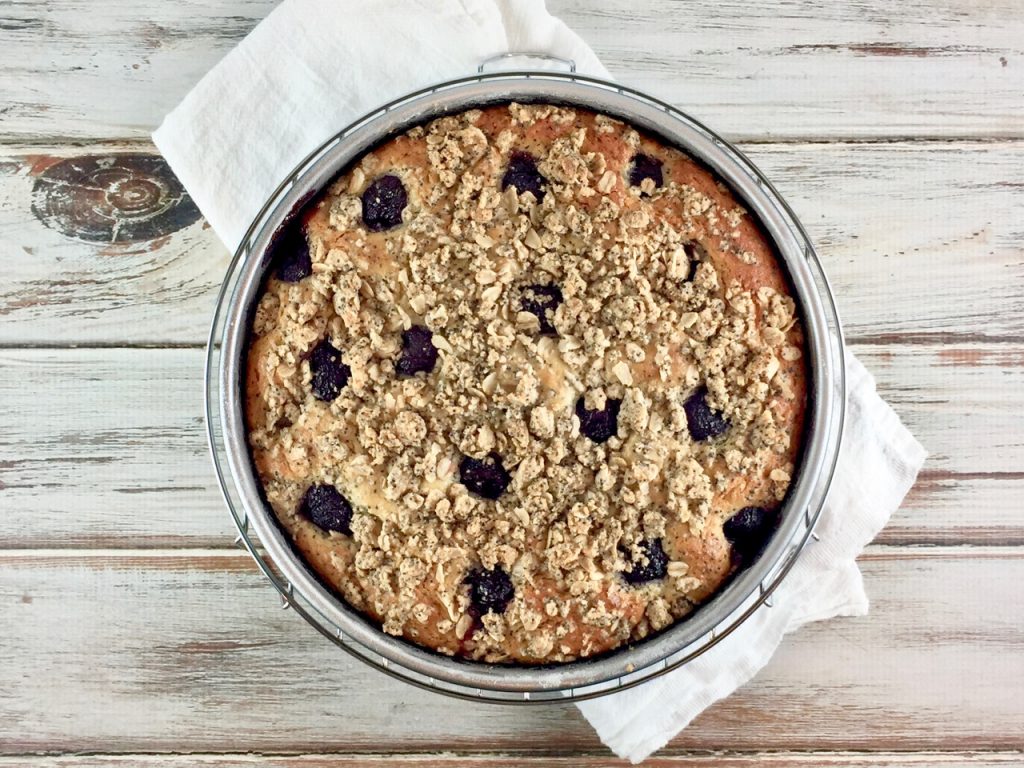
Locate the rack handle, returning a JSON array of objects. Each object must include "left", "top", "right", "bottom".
[{"left": 478, "top": 52, "right": 576, "bottom": 74}]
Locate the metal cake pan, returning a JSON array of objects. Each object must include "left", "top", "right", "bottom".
[{"left": 206, "top": 70, "right": 846, "bottom": 702}]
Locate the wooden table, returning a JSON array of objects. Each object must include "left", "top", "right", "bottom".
[{"left": 1, "top": 1, "right": 1022, "bottom": 765}]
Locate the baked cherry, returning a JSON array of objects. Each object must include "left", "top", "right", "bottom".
[
  {"left": 465, "top": 566, "right": 514, "bottom": 615},
  {"left": 459, "top": 452, "right": 511, "bottom": 500},
  {"left": 395, "top": 325, "right": 438, "bottom": 376},
  {"left": 723, "top": 506, "right": 779, "bottom": 563},
  {"left": 684, "top": 242, "right": 701, "bottom": 282},
  {"left": 361, "top": 174, "right": 407, "bottom": 231},
  {"left": 300, "top": 484, "right": 353, "bottom": 535},
  {"left": 501, "top": 151, "right": 546, "bottom": 201},
  {"left": 683, "top": 386, "right": 730, "bottom": 441},
  {"left": 273, "top": 225, "right": 312, "bottom": 282},
  {"left": 521, "top": 284, "right": 563, "bottom": 335},
  {"left": 628, "top": 153, "right": 664, "bottom": 190},
  {"left": 309, "top": 339, "right": 351, "bottom": 402},
  {"left": 622, "top": 538, "right": 669, "bottom": 584},
  {"left": 576, "top": 396, "right": 621, "bottom": 444}
]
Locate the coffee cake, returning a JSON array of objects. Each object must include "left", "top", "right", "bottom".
[{"left": 245, "top": 103, "right": 807, "bottom": 663}]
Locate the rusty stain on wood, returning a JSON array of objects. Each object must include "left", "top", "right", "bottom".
[
  {"left": 911, "top": 469, "right": 1024, "bottom": 487},
  {"left": 30, "top": 154, "right": 201, "bottom": 243},
  {"left": 936, "top": 347, "right": 1024, "bottom": 367}
]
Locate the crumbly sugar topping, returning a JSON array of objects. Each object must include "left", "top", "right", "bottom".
[{"left": 246, "top": 104, "right": 807, "bottom": 663}]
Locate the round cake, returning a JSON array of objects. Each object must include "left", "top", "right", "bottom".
[{"left": 245, "top": 102, "right": 807, "bottom": 663}]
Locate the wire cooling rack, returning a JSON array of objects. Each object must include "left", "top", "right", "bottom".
[{"left": 205, "top": 69, "right": 847, "bottom": 703}]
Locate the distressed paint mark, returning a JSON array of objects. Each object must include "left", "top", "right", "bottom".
[
  {"left": 0, "top": 17, "right": 44, "bottom": 32},
  {"left": 851, "top": 331, "right": 1015, "bottom": 346},
  {"left": 785, "top": 42, "right": 998, "bottom": 58},
  {"left": 30, "top": 155, "right": 201, "bottom": 243},
  {"left": 140, "top": 16, "right": 263, "bottom": 50},
  {"left": 177, "top": 639, "right": 275, "bottom": 654}
]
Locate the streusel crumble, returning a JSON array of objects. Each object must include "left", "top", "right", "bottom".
[{"left": 245, "top": 103, "right": 807, "bottom": 663}]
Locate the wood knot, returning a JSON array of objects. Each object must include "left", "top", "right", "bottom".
[{"left": 31, "top": 154, "right": 201, "bottom": 243}]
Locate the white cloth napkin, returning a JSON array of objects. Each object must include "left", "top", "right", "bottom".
[
  {"left": 154, "top": 1, "right": 927, "bottom": 762},
  {"left": 154, "top": 0, "right": 609, "bottom": 250},
  {"left": 576, "top": 353, "right": 926, "bottom": 761}
]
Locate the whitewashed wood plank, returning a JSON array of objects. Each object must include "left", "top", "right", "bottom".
[
  {"left": 0, "top": 547, "right": 1020, "bottom": 752},
  {"left": 553, "top": 0, "right": 1024, "bottom": 141},
  {"left": 0, "top": 0, "right": 1020, "bottom": 141},
  {"left": 0, "top": 0, "right": 276, "bottom": 142},
  {"left": 747, "top": 141, "right": 1024, "bottom": 342},
  {"left": 2, "top": 752, "right": 1022, "bottom": 767},
  {"left": 0, "top": 148, "right": 229, "bottom": 345},
  {"left": 1, "top": 140, "right": 1021, "bottom": 345},
  {"left": 0, "top": 347, "right": 232, "bottom": 548},
  {"left": 0, "top": 343, "right": 1019, "bottom": 548},
  {"left": 890, "top": 472, "right": 1024, "bottom": 546},
  {"left": 855, "top": 340, "right": 1024, "bottom": 477}
]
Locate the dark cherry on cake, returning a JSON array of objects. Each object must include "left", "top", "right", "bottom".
[
  {"left": 723, "top": 506, "right": 779, "bottom": 564},
  {"left": 459, "top": 453, "right": 511, "bottom": 500},
  {"left": 521, "top": 284, "right": 563, "bottom": 336},
  {"left": 684, "top": 386, "right": 730, "bottom": 441},
  {"left": 273, "top": 225, "right": 313, "bottom": 282},
  {"left": 395, "top": 325, "right": 438, "bottom": 376},
  {"left": 501, "top": 152, "right": 546, "bottom": 201},
  {"left": 623, "top": 539, "right": 669, "bottom": 584},
  {"left": 309, "top": 339, "right": 351, "bottom": 402},
  {"left": 628, "top": 153, "right": 664, "bottom": 190},
  {"left": 300, "top": 484, "right": 353, "bottom": 535},
  {"left": 576, "top": 396, "right": 621, "bottom": 444},
  {"left": 466, "top": 566, "right": 515, "bottom": 615},
  {"left": 361, "top": 174, "right": 407, "bottom": 231}
]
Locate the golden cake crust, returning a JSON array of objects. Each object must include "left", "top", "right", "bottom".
[{"left": 245, "top": 103, "right": 806, "bottom": 663}]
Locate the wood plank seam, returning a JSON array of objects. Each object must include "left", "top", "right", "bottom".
[
  {"left": 7, "top": 137, "right": 1024, "bottom": 149},
  {"left": 2, "top": 544, "right": 1019, "bottom": 560},
  {"left": 0, "top": 753, "right": 1019, "bottom": 761}
]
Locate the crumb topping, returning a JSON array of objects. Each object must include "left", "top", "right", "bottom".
[{"left": 246, "top": 104, "right": 807, "bottom": 663}]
